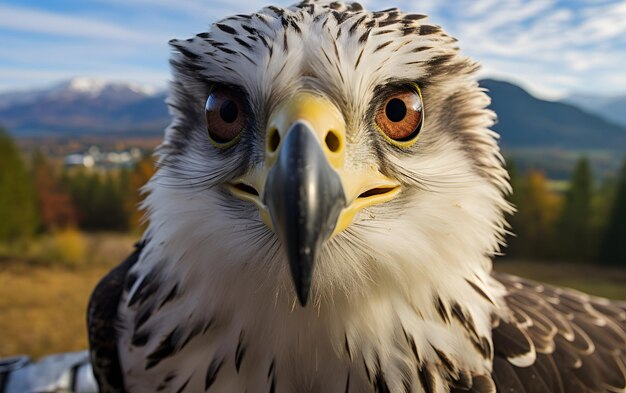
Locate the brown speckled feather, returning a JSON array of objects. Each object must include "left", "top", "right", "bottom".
[
  {"left": 87, "top": 241, "right": 145, "bottom": 393},
  {"left": 490, "top": 272, "right": 626, "bottom": 393}
]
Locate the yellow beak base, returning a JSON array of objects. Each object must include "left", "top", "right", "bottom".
[{"left": 229, "top": 92, "right": 401, "bottom": 236}]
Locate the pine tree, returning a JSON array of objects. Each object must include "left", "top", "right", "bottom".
[
  {"left": 65, "top": 169, "right": 134, "bottom": 231},
  {"left": 600, "top": 159, "right": 626, "bottom": 266},
  {"left": 0, "top": 127, "right": 39, "bottom": 242},
  {"left": 557, "top": 157, "right": 593, "bottom": 262},
  {"left": 64, "top": 168, "right": 101, "bottom": 230},
  {"left": 98, "top": 173, "right": 128, "bottom": 231}
]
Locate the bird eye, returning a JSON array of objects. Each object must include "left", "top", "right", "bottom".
[
  {"left": 375, "top": 86, "right": 423, "bottom": 146},
  {"left": 205, "top": 87, "right": 246, "bottom": 147}
]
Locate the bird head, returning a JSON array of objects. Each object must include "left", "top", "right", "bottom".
[{"left": 145, "top": 1, "right": 511, "bottom": 310}]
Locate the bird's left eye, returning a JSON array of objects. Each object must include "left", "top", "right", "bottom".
[
  {"left": 375, "top": 86, "right": 423, "bottom": 147},
  {"left": 205, "top": 87, "right": 246, "bottom": 148}
]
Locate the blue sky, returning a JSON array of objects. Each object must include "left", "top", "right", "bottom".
[{"left": 1, "top": 0, "right": 625, "bottom": 99}]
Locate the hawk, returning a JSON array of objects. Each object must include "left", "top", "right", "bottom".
[{"left": 88, "top": 1, "right": 626, "bottom": 392}]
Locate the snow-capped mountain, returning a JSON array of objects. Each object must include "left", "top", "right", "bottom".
[
  {"left": 0, "top": 77, "right": 160, "bottom": 108},
  {"left": 1, "top": 78, "right": 625, "bottom": 154},
  {"left": 49, "top": 77, "right": 159, "bottom": 98},
  {"left": 0, "top": 77, "right": 169, "bottom": 136}
]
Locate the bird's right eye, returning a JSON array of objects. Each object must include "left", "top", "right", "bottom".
[{"left": 205, "top": 87, "right": 246, "bottom": 148}]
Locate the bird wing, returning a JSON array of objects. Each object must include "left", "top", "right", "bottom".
[
  {"left": 489, "top": 271, "right": 626, "bottom": 393},
  {"left": 87, "top": 241, "right": 145, "bottom": 393}
]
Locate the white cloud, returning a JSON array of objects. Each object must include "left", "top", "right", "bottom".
[
  {"left": 94, "top": 0, "right": 291, "bottom": 21},
  {"left": 0, "top": 4, "right": 162, "bottom": 44},
  {"left": 0, "top": 36, "right": 166, "bottom": 66},
  {"left": 0, "top": 66, "right": 169, "bottom": 92},
  {"left": 465, "top": 0, "right": 501, "bottom": 17},
  {"left": 476, "top": 0, "right": 554, "bottom": 30},
  {"left": 477, "top": 59, "right": 578, "bottom": 100},
  {"left": 385, "top": 0, "right": 439, "bottom": 16},
  {"left": 576, "top": 3, "right": 626, "bottom": 43},
  {"left": 0, "top": 0, "right": 624, "bottom": 99},
  {"left": 436, "top": 0, "right": 626, "bottom": 98}
]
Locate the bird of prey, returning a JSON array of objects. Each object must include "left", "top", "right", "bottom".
[{"left": 88, "top": 1, "right": 626, "bottom": 392}]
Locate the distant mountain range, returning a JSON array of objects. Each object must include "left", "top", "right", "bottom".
[
  {"left": 1, "top": 77, "right": 625, "bottom": 154},
  {"left": 562, "top": 93, "right": 626, "bottom": 129},
  {"left": 0, "top": 77, "right": 169, "bottom": 136},
  {"left": 480, "top": 79, "right": 626, "bottom": 151}
]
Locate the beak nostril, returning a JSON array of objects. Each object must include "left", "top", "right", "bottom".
[
  {"left": 325, "top": 130, "right": 341, "bottom": 153},
  {"left": 268, "top": 128, "right": 281, "bottom": 153}
]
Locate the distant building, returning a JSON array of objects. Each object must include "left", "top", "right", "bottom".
[
  {"left": 64, "top": 146, "right": 143, "bottom": 169},
  {"left": 64, "top": 154, "right": 95, "bottom": 168}
]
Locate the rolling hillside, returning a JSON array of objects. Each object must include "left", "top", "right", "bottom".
[
  {"left": 563, "top": 94, "right": 626, "bottom": 129},
  {"left": 480, "top": 79, "right": 626, "bottom": 151}
]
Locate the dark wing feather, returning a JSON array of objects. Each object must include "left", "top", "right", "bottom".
[
  {"left": 87, "top": 241, "right": 145, "bottom": 393},
  {"left": 491, "top": 272, "right": 626, "bottom": 393}
]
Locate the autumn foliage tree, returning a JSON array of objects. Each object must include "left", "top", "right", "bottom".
[
  {"left": 507, "top": 170, "right": 562, "bottom": 259},
  {"left": 32, "top": 151, "right": 77, "bottom": 231},
  {"left": 125, "top": 156, "right": 156, "bottom": 230}
]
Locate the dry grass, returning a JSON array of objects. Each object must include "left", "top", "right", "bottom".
[
  {"left": 495, "top": 259, "right": 626, "bottom": 300},
  {"left": 0, "top": 263, "right": 112, "bottom": 358},
  {"left": 0, "top": 233, "right": 136, "bottom": 359},
  {"left": 0, "top": 242, "right": 624, "bottom": 359}
]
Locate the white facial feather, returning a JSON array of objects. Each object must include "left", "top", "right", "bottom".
[{"left": 116, "top": 2, "right": 513, "bottom": 392}]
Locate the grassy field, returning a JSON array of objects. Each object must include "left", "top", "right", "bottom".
[
  {"left": 495, "top": 259, "right": 626, "bottom": 300},
  {"left": 0, "top": 245, "right": 624, "bottom": 359},
  {"left": 0, "top": 233, "right": 136, "bottom": 359},
  {"left": 0, "top": 263, "right": 113, "bottom": 359}
]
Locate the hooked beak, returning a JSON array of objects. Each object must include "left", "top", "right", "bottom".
[
  {"left": 264, "top": 121, "right": 345, "bottom": 305},
  {"left": 229, "top": 93, "right": 400, "bottom": 306}
]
